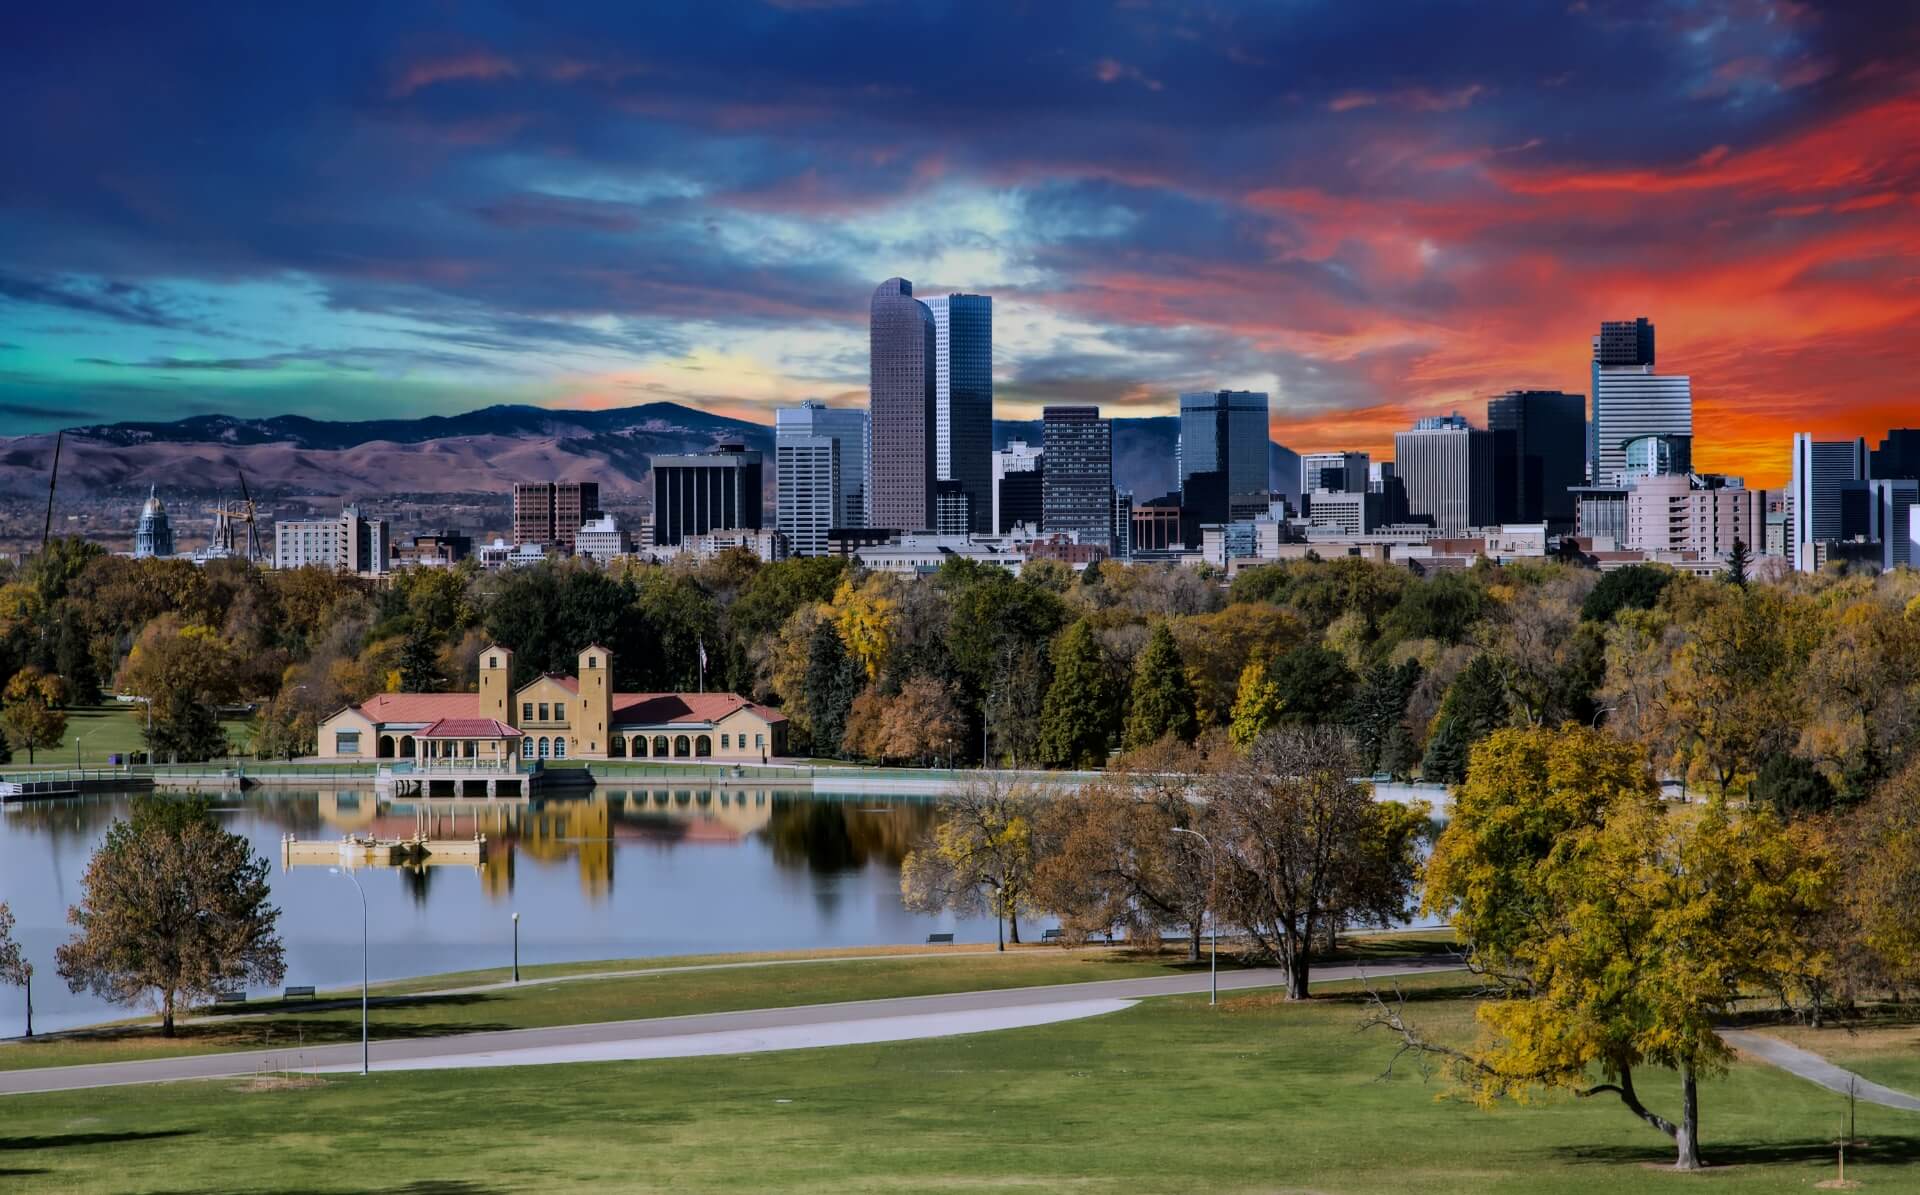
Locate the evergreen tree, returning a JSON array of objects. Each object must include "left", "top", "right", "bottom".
[
  {"left": 1122, "top": 624, "right": 1198, "bottom": 750},
  {"left": 1268, "top": 643, "right": 1357, "bottom": 725},
  {"left": 1724, "top": 538, "right": 1751, "bottom": 588},
  {"left": 145, "top": 692, "right": 228, "bottom": 763},
  {"left": 397, "top": 626, "right": 443, "bottom": 693},
  {"left": 1351, "top": 659, "right": 1422, "bottom": 776},
  {"left": 1751, "top": 750, "right": 1836, "bottom": 817},
  {"left": 802, "top": 620, "right": 864, "bottom": 758},
  {"left": 1037, "top": 620, "right": 1121, "bottom": 768},
  {"left": 0, "top": 725, "right": 12, "bottom": 765},
  {"left": 53, "top": 610, "right": 101, "bottom": 706},
  {"left": 1420, "top": 654, "right": 1511, "bottom": 783},
  {"left": 1228, "top": 661, "right": 1285, "bottom": 749}
]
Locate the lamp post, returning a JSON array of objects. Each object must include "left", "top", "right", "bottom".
[
  {"left": 329, "top": 866, "right": 369, "bottom": 1075},
  {"left": 22, "top": 961, "right": 31, "bottom": 1038},
  {"left": 512, "top": 912, "right": 520, "bottom": 983},
  {"left": 1171, "top": 827, "right": 1217, "bottom": 1007}
]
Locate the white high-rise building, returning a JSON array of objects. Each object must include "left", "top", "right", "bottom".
[
  {"left": 1592, "top": 367, "right": 1692, "bottom": 486},
  {"left": 1299, "top": 452, "right": 1369, "bottom": 495},
  {"left": 1867, "top": 479, "right": 1919, "bottom": 571},
  {"left": 776, "top": 401, "right": 869, "bottom": 549},
  {"left": 1393, "top": 414, "right": 1493, "bottom": 535},
  {"left": 1790, "top": 434, "right": 1868, "bottom": 572},
  {"left": 273, "top": 506, "right": 389, "bottom": 574},
  {"left": 992, "top": 440, "right": 1043, "bottom": 534}
]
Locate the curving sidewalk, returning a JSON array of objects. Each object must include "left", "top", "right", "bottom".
[{"left": 1719, "top": 1029, "right": 1920, "bottom": 1112}]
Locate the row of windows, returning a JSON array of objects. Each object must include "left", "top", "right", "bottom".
[{"left": 522, "top": 700, "right": 567, "bottom": 722}]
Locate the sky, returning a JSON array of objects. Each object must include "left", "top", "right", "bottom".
[{"left": 2, "top": 2, "right": 1916, "bottom": 486}]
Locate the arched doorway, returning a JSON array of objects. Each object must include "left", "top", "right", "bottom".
[
  {"left": 608, "top": 735, "right": 626, "bottom": 758},
  {"left": 378, "top": 735, "right": 395, "bottom": 759},
  {"left": 695, "top": 734, "right": 712, "bottom": 758},
  {"left": 653, "top": 735, "right": 669, "bottom": 757},
  {"left": 399, "top": 735, "right": 416, "bottom": 759},
  {"left": 673, "top": 735, "right": 691, "bottom": 758}
]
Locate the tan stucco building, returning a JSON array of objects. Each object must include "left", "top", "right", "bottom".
[{"left": 318, "top": 645, "right": 787, "bottom": 762}]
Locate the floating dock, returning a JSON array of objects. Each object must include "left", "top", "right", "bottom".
[{"left": 280, "top": 833, "right": 488, "bottom": 870}]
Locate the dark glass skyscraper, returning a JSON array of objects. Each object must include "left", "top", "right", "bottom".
[
  {"left": 1179, "top": 390, "right": 1270, "bottom": 522},
  {"left": 1041, "top": 406, "right": 1113, "bottom": 548},
  {"left": 1487, "top": 389, "right": 1584, "bottom": 530},
  {"left": 869, "top": 277, "right": 937, "bottom": 531},
  {"left": 651, "top": 445, "right": 762, "bottom": 546},
  {"left": 926, "top": 293, "right": 993, "bottom": 533}
]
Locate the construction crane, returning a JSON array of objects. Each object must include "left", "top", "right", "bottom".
[{"left": 40, "top": 429, "right": 63, "bottom": 551}]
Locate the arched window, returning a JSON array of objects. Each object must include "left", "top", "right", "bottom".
[
  {"left": 553, "top": 737, "right": 567, "bottom": 759},
  {"left": 378, "top": 735, "right": 395, "bottom": 759},
  {"left": 653, "top": 735, "right": 669, "bottom": 756},
  {"left": 695, "top": 735, "right": 712, "bottom": 758},
  {"left": 538, "top": 737, "right": 550, "bottom": 759},
  {"left": 521, "top": 737, "right": 533, "bottom": 759},
  {"left": 608, "top": 735, "right": 626, "bottom": 758},
  {"left": 399, "top": 736, "right": 415, "bottom": 759},
  {"left": 673, "top": 735, "right": 691, "bottom": 758}
]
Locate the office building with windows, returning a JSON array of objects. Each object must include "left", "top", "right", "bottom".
[
  {"left": 1299, "top": 451, "right": 1369, "bottom": 496},
  {"left": 273, "top": 505, "right": 390, "bottom": 574},
  {"left": 512, "top": 481, "right": 601, "bottom": 552},
  {"left": 777, "top": 400, "right": 868, "bottom": 529},
  {"left": 1486, "top": 389, "right": 1584, "bottom": 529},
  {"left": 1791, "top": 434, "right": 1869, "bottom": 572},
  {"left": 1394, "top": 413, "right": 1495, "bottom": 535},
  {"left": 925, "top": 293, "right": 993, "bottom": 532},
  {"left": 1867, "top": 479, "right": 1919, "bottom": 571},
  {"left": 777, "top": 401, "right": 867, "bottom": 557},
  {"left": 1590, "top": 319, "right": 1690, "bottom": 486},
  {"left": 992, "top": 439, "right": 1043, "bottom": 532},
  {"left": 869, "top": 278, "right": 938, "bottom": 531},
  {"left": 1179, "top": 390, "right": 1270, "bottom": 523},
  {"left": 651, "top": 443, "right": 763, "bottom": 547},
  {"left": 1042, "top": 406, "right": 1114, "bottom": 549}
]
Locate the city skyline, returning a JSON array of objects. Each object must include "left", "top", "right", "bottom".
[{"left": 2, "top": 4, "right": 1916, "bottom": 490}]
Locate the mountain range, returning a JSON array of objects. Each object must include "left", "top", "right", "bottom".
[{"left": 0, "top": 401, "right": 1300, "bottom": 506}]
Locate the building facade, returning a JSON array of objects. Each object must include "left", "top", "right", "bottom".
[
  {"left": 1394, "top": 414, "right": 1495, "bottom": 535},
  {"left": 775, "top": 430, "right": 839, "bottom": 558},
  {"left": 318, "top": 645, "right": 787, "bottom": 763},
  {"left": 512, "top": 482, "right": 600, "bottom": 552},
  {"left": 776, "top": 400, "right": 867, "bottom": 538},
  {"left": 133, "top": 487, "right": 175, "bottom": 559},
  {"left": 273, "top": 505, "right": 390, "bottom": 574},
  {"left": 1589, "top": 318, "right": 1690, "bottom": 488},
  {"left": 1791, "top": 434, "right": 1869, "bottom": 572},
  {"left": 1041, "top": 406, "right": 1113, "bottom": 549},
  {"left": 651, "top": 443, "right": 764, "bottom": 547},
  {"left": 869, "top": 277, "right": 938, "bottom": 532},
  {"left": 1590, "top": 317, "right": 1656, "bottom": 478},
  {"left": 925, "top": 293, "right": 993, "bottom": 533},
  {"left": 992, "top": 439, "right": 1043, "bottom": 533},
  {"left": 1486, "top": 389, "right": 1584, "bottom": 530},
  {"left": 1299, "top": 452, "right": 1369, "bottom": 496},
  {"left": 1179, "top": 390, "right": 1270, "bottom": 523},
  {"left": 1623, "top": 476, "right": 1768, "bottom": 558},
  {"left": 573, "top": 514, "right": 629, "bottom": 561},
  {"left": 1867, "top": 479, "right": 1920, "bottom": 571}
]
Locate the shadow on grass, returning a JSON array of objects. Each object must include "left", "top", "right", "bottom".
[
  {"left": 0, "top": 1129, "right": 197, "bottom": 1151},
  {"left": 28, "top": 994, "right": 508, "bottom": 1051},
  {"left": 201, "top": 992, "right": 499, "bottom": 1020},
  {"left": 158, "top": 1182, "right": 505, "bottom": 1195},
  {"left": 1557, "top": 1134, "right": 1920, "bottom": 1169}
]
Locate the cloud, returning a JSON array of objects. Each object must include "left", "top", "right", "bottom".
[{"left": 389, "top": 51, "right": 520, "bottom": 98}]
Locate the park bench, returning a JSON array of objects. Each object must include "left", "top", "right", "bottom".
[
  {"left": 283, "top": 985, "right": 316, "bottom": 1000},
  {"left": 925, "top": 932, "right": 955, "bottom": 945},
  {"left": 213, "top": 988, "right": 246, "bottom": 1004},
  {"left": 1041, "top": 928, "right": 1064, "bottom": 943}
]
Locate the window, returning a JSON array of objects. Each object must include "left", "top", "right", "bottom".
[
  {"left": 538, "top": 737, "right": 550, "bottom": 759},
  {"left": 521, "top": 738, "right": 533, "bottom": 758},
  {"left": 554, "top": 737, "right": 567, "bottom": 759},
  {"left": 336, "top": 731, "right": 360, "bottom": 753},
  {"left": 554, "top": 700, "right": 566, "bottom": 721},
  {"left": 720, "top": 734, "right": 730, "bottom": 749},
  {"left": 587, "top": 656, "right": 598, "bottom": 669},
  {"left": 489, "top": 656, "right": 499, "bottom": 669},
  {"left": 755, "top": 734, "right": 765, "bottom": 749},
  {"left": 538, "top": 703, "right": 548, "bottom": 721},
  {"left": 522, "top": 702, "right": 533, "bottom": 721}
]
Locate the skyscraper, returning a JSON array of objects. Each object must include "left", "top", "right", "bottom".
[
  {"left": 1791, "top": 434, "right": 1869, "bottom": 572},
  {"left": 1394, "top": 413, "right": 1494, "bottom": 535},
  {"left": 1486, "top": 389, "right": 1584, "bottom": 529},
  {"left": 651, "top": 444, "right": 763, "bottom": 547},
  {"left": 869, "top": 278, "right": 937, "bottom": 531},
  {"left": 512, "top": 481, "right": 601, "bottom": 551},
  {"left": 925, "top": 293, "right": 993, "bottom": 533},
  {"left": 1179, "top": 390, "right": 1269, "bottom": 522},
  {"left": 133, "top": 486, "right": 174, "bottom": 559},
  {"left": 1042, "top": 406, "right": 1113, "bottom": 548},
  {"left": 1589, "top": 318, "right": 1689, "bottom": 487},
  {"left": 992, "top": 440, "right": 1043, "bottom": 533},
  {"left": 1866, "top": 479, "right": 1919, "bottom": 571},
  {"left": 1298, "top": 452, "right": 1369, "bottom": 495},
  {"left": 777, "top": 400, "right": 868, "bottom": 539},
  {"left": 775, "top": 426, "right": 839, "bottom": 558},
  {"left": 1871, "top": 429, "right": 1920, "bottom": 481}
]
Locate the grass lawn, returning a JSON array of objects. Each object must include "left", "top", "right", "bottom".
[
  {"left": 0, "top": 936, "right": 1454, "bottom": 1073},
  {"left": 2, "top": 974, "right": 1914, "bottom": 1193},
  {"left": 1754, "top": 1017, "right": 1920, "bottom": 1096},
  {"left": 0, "top": 704, "right": 255, "bottom": 770}
]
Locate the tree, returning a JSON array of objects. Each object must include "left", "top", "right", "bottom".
[
  {"left": 1847, "top": 758, "right": 1920, "bottom": 986},
  {"left": 1723, "top": 538, "right": 1751, "bottom": 588},
  {"left": 1169, "top": 603, "right": 1303, "bottom": 728},
  {"left": 1122, "top": 623, "right": 1199, "bottom": 749},
  {"left": 1210, "top": 726, "right": 1427, "bottom": 998},
  {"left": 395, "top": 625, "right": 443, "bottom": 693},
  {"left": 1414, "top": 725, "right": 1831, "bottom": 1170},
  {"left": 825, "top": 574, "right": 900, "bottom": 680},
  {"left": 1228, "top": 661, "right": 1285, "bottom": 749},
  {"left": 1661, "top": 585, "right": 1814, "bottom": 798},
  {"left": 1037, "top": 620, "right": 1121, "bottom": 768},
  {"left": 900, "top": 776, "right": 1044, "bottom": 948},
  {"left": 802, "top": 620, "right": 864, "bottom": 759},
  {"left": 1580, "top": 564, "right": 1673, "bottom": 623},
  {"left": 984, "top": 643, "right": 1050, "bottom": 767},
  {"left": 1349, "top": 659, "right": 1421, "bottom": 776},
  {"left": 846, "top": 676, "right": 967, "bottom": 765},
  {"left": 1267, "top": 643, "right": 1356, "bottom": 725},
  {"left": 1, "top": 666, "right": 67, "bottom": 764},
  {"left": 56, "top": 796, "right": 285, "bottom": 1035},
  {"left": 1418, "top": 654, "right": 1510, "bottom": 783},
  {"left": 0, "top": 901, "right": 28, "bottom": 1036},
  {"left": 1751, "top": 751, "right": 1837, "bottom": 818},
  {"left": 120, "top": 620, "right": 237, "bottom": 763}
]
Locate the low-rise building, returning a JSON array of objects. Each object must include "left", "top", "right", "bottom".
[
  {"left": 574, "top": 514, "right": 630, "bottom": 561},
  {"left": 273, "top": 505, "right": 390, "bottom": 574}
]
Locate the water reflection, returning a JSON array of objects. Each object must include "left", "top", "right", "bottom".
[{"left": 0, "top": 787, "right": 989, "bottom": 1034}]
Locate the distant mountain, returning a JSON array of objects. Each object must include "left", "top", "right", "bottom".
[{"left": 0, "top": 401, "right": 1296, "bottom": 505}]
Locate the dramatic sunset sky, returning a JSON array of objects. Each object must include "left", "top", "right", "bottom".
[{"left": 2, "top": 2, "right": 1916, "bottom": 486}]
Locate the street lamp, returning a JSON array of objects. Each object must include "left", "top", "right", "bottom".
[
  {"left": 21, "top": 961, "right": 31, "bottom": 1038},
  {"left": 328, "top": 866, "right": 370, "bottom": 1075},
  {"left": 512, "top": 912, "right": 520, "bottom": 983},
  {"left": 1171, "top": 827, "right": 1218, "bottom": 1007}
]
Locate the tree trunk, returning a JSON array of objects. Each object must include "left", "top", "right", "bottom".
[
  {"left": 1009, "top": 909, "right": 1021, "bottom": 945},
  {"left": 1674, "top": 1062, "right": 1702, "bottom": 1171},
  {"left": 161, "top": 991, "right": 176, "bottom": 1038},
  {"left": 1189, "top": 920, "right": 1202, "bottom": 963}
]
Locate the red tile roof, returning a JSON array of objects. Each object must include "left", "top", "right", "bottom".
[
  {"left": 537, "top": 673, "right": 580, "bottom": 694},
  {"left": 611, "top": 693, "right": 788, "bottom": 727},
  {"left": 353, "top": 693, "right": 482, "bottom": 724},
  {"left": 416, "top": 717, "right": 522, "bottom": 739}
]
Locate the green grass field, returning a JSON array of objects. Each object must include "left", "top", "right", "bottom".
[
  {"left": 0, "top": 935, "right": 1453, "bottom": 1073},
  {"left": 3, "top": 973, "right": 1914, "bottom": 1193},
  {"left": 0, "top": 704, "right": 255, "bottom": 770},
  {"left": 1756, "top": 1018, "right": 1920, "bottom": 1096}
]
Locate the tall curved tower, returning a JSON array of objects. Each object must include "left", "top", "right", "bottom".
[
  {"left": 869, "top": 278, "right": 936, "bottom": 532},
  {"left": 133, "top": 487, "right": 175, "bottom": 559}
]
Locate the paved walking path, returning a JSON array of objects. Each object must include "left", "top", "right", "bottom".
[
  {"left": 1719, "top": 1029, "right": 1920, "bottom": 1112},
  {"left": 0, "top": 958, "right": 1459, "bottom": 1096}
]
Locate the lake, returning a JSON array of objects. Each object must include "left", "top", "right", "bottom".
[{"left": 0, "top": 786, "right": 1006, "bottom": 1034}]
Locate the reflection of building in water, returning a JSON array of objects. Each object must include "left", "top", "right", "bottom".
[
  {"left": 517, "top": 798, "right": 615, "bottom": 901},
  {"left": 605, "top": 788, "right": 775, "bottom": 839}
]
